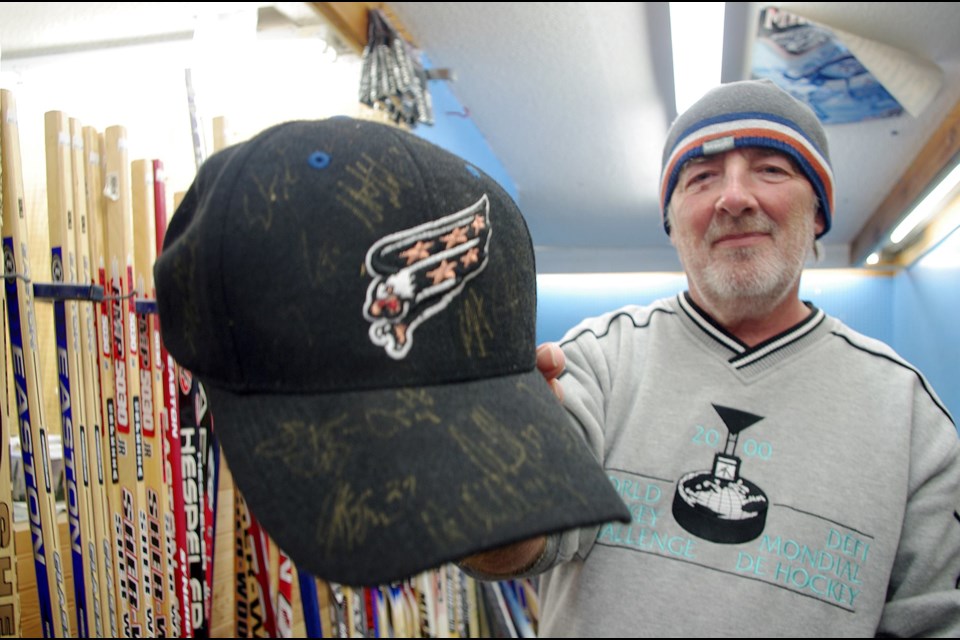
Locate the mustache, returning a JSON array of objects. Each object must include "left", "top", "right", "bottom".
[{"left": 705, "top": 215, "right": 776, "bottom": 243}]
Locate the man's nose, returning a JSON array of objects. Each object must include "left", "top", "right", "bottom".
[{"left": 715, "top": 165, "right": 758, "bottom": 217}]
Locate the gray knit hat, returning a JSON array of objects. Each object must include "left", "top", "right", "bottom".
[{"left": 660, "top": 79, "right": 833, "bottom": 238}]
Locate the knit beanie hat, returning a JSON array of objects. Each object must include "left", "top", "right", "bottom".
[{"left": 660, "top": 79, "right": 833, "bottom": 238}]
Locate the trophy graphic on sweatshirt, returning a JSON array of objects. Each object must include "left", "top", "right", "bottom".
[{"left": 673, "top": 404, "right": 769, "bottom": 543}]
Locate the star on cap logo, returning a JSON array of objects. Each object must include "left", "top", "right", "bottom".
[{"left": 363, "top": 194, "right": 492, "bottom": 359}]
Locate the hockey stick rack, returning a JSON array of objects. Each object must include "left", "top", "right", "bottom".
[{"left": 7, "top": 276, "right": 157, "bottom": 315}]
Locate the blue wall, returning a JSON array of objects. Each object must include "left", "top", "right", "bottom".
[
  {"left": 536, "top": 272, "right": 686, "bottom": 342},
  {"left": 798, "top": 270, "right": 893, "bottom": 346},
  {"left": 410, "top": 56, "right": 519, "bottom": 204},
  {"left": 893, "top": 227, "right": 960, "bottom": 422}
]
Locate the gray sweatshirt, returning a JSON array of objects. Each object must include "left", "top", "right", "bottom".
[{"left": 533, "top": 293, "right": 960, "bottom": 637}]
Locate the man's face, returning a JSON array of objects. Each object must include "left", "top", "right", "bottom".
[{"left": 668, "top": 147, "right": 823, "bottom": 306}]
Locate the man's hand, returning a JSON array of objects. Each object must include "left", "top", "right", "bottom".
[
  {"left": 536, "top": 342, "right": 565, "bottom": 402},
  {"left": 458, "top": 535, "right": 547, "bottom": 579}
]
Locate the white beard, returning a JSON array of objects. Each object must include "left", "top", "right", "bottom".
[{"left": 675, "top": 210, "right": 815, "bottom": 320}]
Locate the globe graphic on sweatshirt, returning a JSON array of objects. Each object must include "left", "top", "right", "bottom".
[{"left": 672, "top": 404, "right": 769, "bottom": 544}]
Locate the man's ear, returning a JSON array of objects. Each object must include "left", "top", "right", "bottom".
[
  {"left": 665, "top": 204, "right": 676, "bottom": 245},
  {"left": 814, "top": 210, "right": 826, "bottom": 236}
]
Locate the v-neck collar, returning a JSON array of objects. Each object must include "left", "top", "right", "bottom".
[{"left": 675, "top": 291, "right": 828, "bottom": 371}]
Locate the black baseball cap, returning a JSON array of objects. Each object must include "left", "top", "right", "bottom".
[{"left": 154, "top": 117, "right": 629, "bottom": 586}]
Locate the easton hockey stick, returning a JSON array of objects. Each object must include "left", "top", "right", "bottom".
[{"left": 1, "top": 88, "right": 71, "bottom": 639}]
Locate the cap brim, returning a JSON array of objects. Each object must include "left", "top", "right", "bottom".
[{"left": 206, "top": 369, "right": 630, "bottom": 586}]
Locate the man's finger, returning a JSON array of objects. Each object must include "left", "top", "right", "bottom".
[
  {"left": 536, "top": 342, "right": 565, "bottom": 377},
  {"left": 548, "top": 378, "right": 564, "bottom": 403},
  {"left": 536, "top": 343, "right": 565, "bottom": 402}
]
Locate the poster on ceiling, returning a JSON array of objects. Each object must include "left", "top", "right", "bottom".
[{"left": 751, "top": 6, "right": 904, "bottom": 124}]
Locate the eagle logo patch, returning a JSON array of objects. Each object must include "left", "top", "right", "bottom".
[{"left": 363, "top": 194, "right": 492, "bottom": 359}]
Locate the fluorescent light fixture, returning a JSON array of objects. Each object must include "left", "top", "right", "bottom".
[
  {"left": 670, "top": 2, "right": 725, "bottom": 113},
  {"left": 890, "top": 160, "right": 960, "bottom": 244},
  {"left": 865, "top": 252, "right": 880, "bottom": 265}
]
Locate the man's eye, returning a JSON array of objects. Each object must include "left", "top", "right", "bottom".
[
  {"left": 685, "top": 171, "right": 712, "bottom": 186},
  {"left": 759, "top": 164, "right": 790, "bottom": 175}
]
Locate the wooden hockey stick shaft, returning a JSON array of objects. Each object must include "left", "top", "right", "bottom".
[
  {"left": 44, "top": 109, "right": 99, "bottom": 638},
  {"left": 0, "top": 84, "right": 21, "bottom": 640},
  {"left": 83, "top": 124, "right": 126, "bottom": 638},
  {"left": 71, "top": 116, "right": 119, "bottom": 639},
  {"left": 153, "top": 158, "right": 192, "bottom": 638},
  {"left": 104, "top": 125, "right": 154, "bottom": 638},
  {"left": 1, "top": 88, "right": 71, "bottom": 639},
  {"left": 131, "top": 158, "right": 172, "bottom": 637}
]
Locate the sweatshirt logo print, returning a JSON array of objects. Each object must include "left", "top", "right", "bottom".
[{"left": 673, "top": 404, "right": 770, "bottom": 543}]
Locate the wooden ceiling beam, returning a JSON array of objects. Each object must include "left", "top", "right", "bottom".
[
  {"left": 850, "top": 96, "right": 960, "bottom": 266},
  {"left": 308, "top": 2, "right": 417, "bottom": 54}
]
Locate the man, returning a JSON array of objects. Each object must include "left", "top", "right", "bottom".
[{"left": 461, "top": 79, "right": 960, "bottom": 636}]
